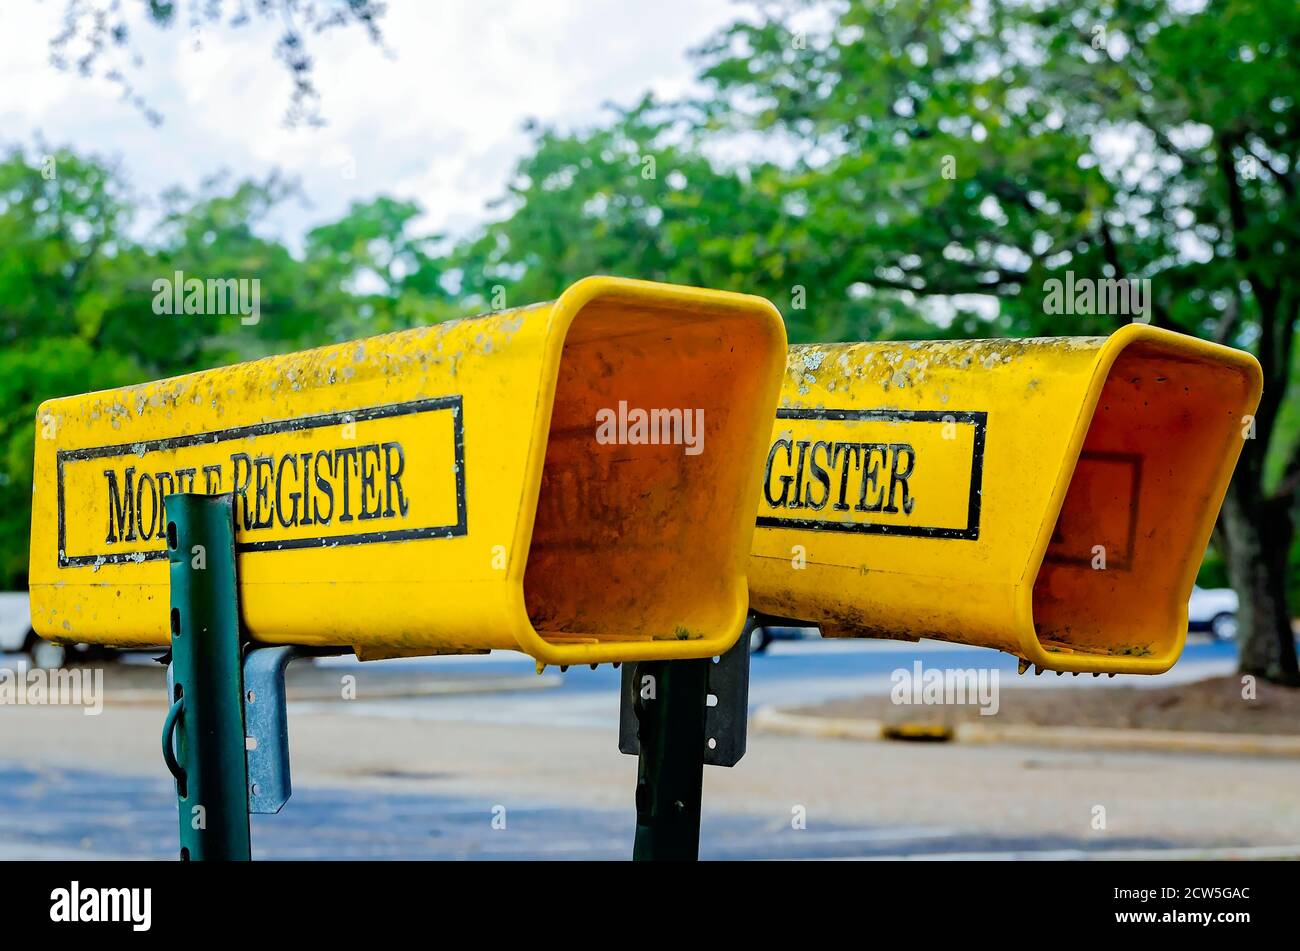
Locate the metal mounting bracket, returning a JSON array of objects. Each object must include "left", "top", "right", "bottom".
[
  {"left": 242, "top": 645, "right": 303, "bottom": 815},
  {"left": 619, "top": 612, "right": 754, "bottom": 768},
  {"left": 167, "top": 643, "right": 344, "bottom": 816}
]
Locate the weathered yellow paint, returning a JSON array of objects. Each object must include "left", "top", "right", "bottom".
[
  {"left": 30, "top": 276, "right": 787, "bottom": 665},
  {"left": 749, "top": 325, "right": 1262, "bottom": 674}
]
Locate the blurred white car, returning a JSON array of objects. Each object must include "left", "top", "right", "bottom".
[
  {"left": 0, "top": 591, "right": 56, "bottom": 666},
  {"left": 749, "top": 624, "right": 819, "bottom": 653},
  {"left": 0, "top": 591, "right": 83, "bottom": 667},
  {"left": 1187, "top": 585, "right": 1239, "bottom": 640}
]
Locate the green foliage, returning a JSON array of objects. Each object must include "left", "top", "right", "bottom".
[
  {"left": 686, "top": 0, "right": 1299, "bottom": 493},
  {"left": 462, "top": 0, "right": 1300, "bottom": 612},
  {"left": 451, "top": 97, "right": 938, "bottom": 343},
  {"left": 0, "top": 338, "right": 143, "bottom": 585},
  {"left": 0, "top": 145, "right": 456, "bottom": 589}
]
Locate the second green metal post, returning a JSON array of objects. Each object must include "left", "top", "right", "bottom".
[{"left": 631, "top": 658, "right": 710, "bottom": 861}]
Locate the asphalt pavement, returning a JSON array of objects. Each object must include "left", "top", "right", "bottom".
[{"left": 4, "top": 636, "right": 1285, "bottom": 861}]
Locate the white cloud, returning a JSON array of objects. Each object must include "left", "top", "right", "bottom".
[{"left": 0, "top": 0, "right": 745, "bottom": 246}]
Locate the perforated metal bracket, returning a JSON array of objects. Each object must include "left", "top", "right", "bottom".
[
  {"left": 242, "top": 645, "right": 303, "bottom": 815},
  {"left": 619, "top": 613, "right": 754, "bottom": 767}
]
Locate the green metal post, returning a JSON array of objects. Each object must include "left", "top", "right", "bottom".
[
  {"left": 632, "top": 658, "right": 710, "bottom": 861},
  {"left": 163, "top": 493, "right": 251, "bottom": 861}
]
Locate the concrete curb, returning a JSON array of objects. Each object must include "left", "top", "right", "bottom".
[
  {"left": 752, "top": 707, "right": 1300, "bottom": 757},
  {"left": 830, "top": 844, "right": 1300, "bottom": 861},
  {"left": 107, "top": 673, "right": 564, "bottom": 706}
]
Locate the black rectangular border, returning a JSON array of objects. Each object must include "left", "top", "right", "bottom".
[
  {"left": 755, "top": 407, "right": 986, "bottom": 540},
  {"left": 56, "top": 395, "right": 467, "bottom": 568}
]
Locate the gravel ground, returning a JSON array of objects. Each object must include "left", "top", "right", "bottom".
[{"left": 793, "top": 675, "right": 1300, "bottom": 735}]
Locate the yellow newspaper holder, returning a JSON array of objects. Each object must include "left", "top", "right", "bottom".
[
  {"left": 30, "top": 277, "right": 786, "bottom": 665},
  {"left": 749, "top": 325, "right": 1261, "bottom": 674}
]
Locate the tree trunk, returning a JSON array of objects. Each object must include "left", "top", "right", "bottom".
[{"left": 1217, "top": 476, "right": 1299, "bottom": 685}]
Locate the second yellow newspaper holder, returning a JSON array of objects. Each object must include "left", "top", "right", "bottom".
[
  {"left": 749, "top": 325, "right": 1262, "bottom": 675},
  {"left": 29, "top": 277, "right": 787, "bottom": 666}
]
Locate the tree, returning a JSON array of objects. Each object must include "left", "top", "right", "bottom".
[
  {"left": 47, "top": 0, "right": 388, "bottom": 126},
  {"left": 452, "top": 99, "right": 940, "bottom": 343},
  {"left": 0, "top": 144, "right": 449, "bottom": 590},
  {"left": 0, "top": 147, "right": 147, "bottom": 585},
  {"left": 304, "top": 196, "right": 456, "bottom": 335},
  {"left": 674, "top": 0, "right": 1298, "bottom": 683}
]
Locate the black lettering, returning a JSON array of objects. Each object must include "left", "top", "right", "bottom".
[
  {"left": 763, "top": 439, "right": 794, "bottom": 508},
  {"left": 789, "top": 441, "right": 810, "bottom": 509},
  {"left": 358, "top": 444, "right": 381, "bottom": 520},
  {"left": 154, "top": 472, "right": 175, "bottom": 530},
  {"left": 299, "top": 453, "right": 315, "bottom": 526},
  {"left": 230, "top": 454, "right": 253, "bottom": 528},
  {"left": 104, "top": 468, "right": 136, "bottom": 543},
  {"left": 252, "top": 456, "right": 274, "bottom": 529},
  {"left": 336, "top": 447, "right": 359, "bottom": 522},
  {"left": 856, "top": 444, "right": 885, "bottom": 512},
  {"left": 832, "top": 443, "right": 861, "bottom": 511},
  {"left": 175, "top": 468, "right": 197, "bottom": 493},
  {"left": 382, "top": 442, "right": 408, "bottom": 517},
  {"left": 275, "top": 454, "right": 299, "bottom": 528},
  {"left": 883, "top": 443, "right": 916, "bottom": 515},
  {"left": 155, "top": 471, "right": 175, "bottom": 503},
  {"left": 135, "top": 472, "right": 158, "bottom": 540},
  {"left": 805, "top": 441, "right": 832, "bottom": 510},
  {"left": 314, "top": 450, "right": 335, "bottom": 524}
]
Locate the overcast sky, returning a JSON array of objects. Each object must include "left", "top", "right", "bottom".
[{"left": 0, "top": 0, "right": 749, "bottom": 245}]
